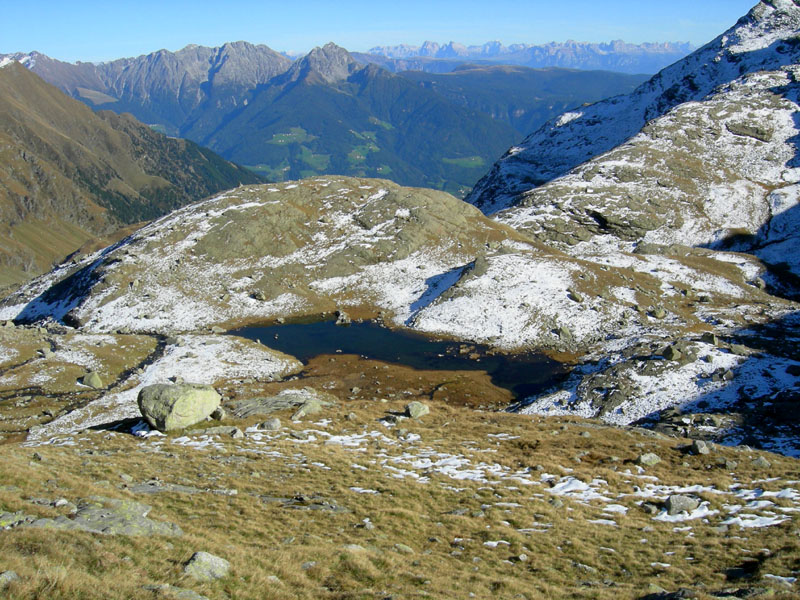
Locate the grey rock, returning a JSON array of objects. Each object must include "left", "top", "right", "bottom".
[
  {"left": 27, "top": 496, "right": 182, "bottom": 536},
  {"left": 394, "top": 543, "right": 415, "bottom": 554},
  {"left": 335, "top": 310, "right": 351, "bottom": 326},
  {"left": 138, "top": 384, "right": 221, "bottom": 432},
  {"left": 292, "top": 399, "right": 323, "bottom": 421},
  {"left": 210, "top": 406, "right": 226, "bottom": 421},
  {"left": 637, "top": 453, "right": 662, "bottom": 467},
  {"left": 259, "top": 418, "right": 282, "bottom": 431},
  {"left": 0, "top": 570, "right": 20, "bottom": 588},
  {"left": 82, "top": 371, "right": 104, "bottom": 389},
  {"left": 651, "top": 307, "right": 668, "bottom": 319},
  {"left": 691, "top": 439, "right": 710, "bottom": 455},
  {"left": 665, "top": 494, "right": 700, "bottom": 515},
  {"left": 183, "top": 551, "right": 230, "bottom": 581},
  {"left": 210, "top": 326, "right": 225, "bottom": 334},
  {"left": 701, "top": 332, "right": 720, "bottom": 346},
  {"left": 229, "top": 388, "right": 333, "bottom": 418},
  {"left": 663, "top": 345, "right": 683, "bottom": 362},
  {"left": 752, "top": 456, "right": 772, "bottom": 469},
  {"left": 405, "top": 401, "right": 430, "bottom": 419}
]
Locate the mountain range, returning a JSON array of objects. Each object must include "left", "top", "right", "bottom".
[
  {"left": 0, "top": 43, "right": 647, "bottom": 196},
  {"left": 364, "top": 40, "right": 696, "bottom": 74}
]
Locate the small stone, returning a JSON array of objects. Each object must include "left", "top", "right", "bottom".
[
  {"left": 549, "top": 497, "right": 564, "bottom": 509},
  {"left": 701, "top": 332, "right": 720, "bottom": 346},
  {"left": 345, "top": 412, "right": 358, "bottom": 422},
  {"left": 580, "top": 431, "right": 591, "bottom": 438},
  {"left": 120, "top": 473, "right": 133, "bottom": 483},
  {"left": 194, "top": 426, "right": 243, "bottom": 439},
  {"left": 142, "top": 584, "right": 209, "bottom": 600},
  {"left": 405, "top": 401, "right": 430, "bottom": 419},
  {"left": 665, "top": 494, "right": 700, "bottom": 515},
  {"left": 691, "top": 439, "right": 711, "bottom": 455},
  {"left": 637, "top": 453, "right": 661, "bottom": 467},
  {"left": 301, "top": 561, "right": 316, "bottom": 570},
  {"left": 210, "top": 407, "right": 226, "bottom": 421},
  {"left": 183, "top": 551, "right": 230, "bottom": 581},
  {"left": 752, "top": 456, "right": 772, "bottom": 469},
  {"left": 0, "top": 571, "right": 20, "bottom": 588},
  {"left": 394, "top": 543, "right": 415, "bottom": 555},
  {"left": 663, "top": 345, "right": 683, "bottom": 361},
  {"left": 567, "top": 288, "right": 584, "bottom": 303},
  {"left": 343, "top": 544, "right": 367, "bottom": 553},
  {"left": 82, "top": 372, "right": 104, "bottom": 389},
  {"left": 259, "top": 418, "right": 281, "bottom": 431},
  {"left": 642, "top": 502, "right": 660, "bottom": 515},
  {"left": 334, "top": 310, "right": 351, "bottom": 326},
  {"left": 210, "top": 326, "right": 225, "bottom": 334},
  {"left": 651, "top": 307, "right": 668, "bottom": 319},
  {"left": 729, "top": 344, "right": 749, "bottom": 356},
  {"left": 292, "top": 399, "right": 323, "bottom": 421}
]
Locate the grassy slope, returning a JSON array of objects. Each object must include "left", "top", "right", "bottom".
[{"left": 0, "top": 63, "right": 262, "bottom": 290}]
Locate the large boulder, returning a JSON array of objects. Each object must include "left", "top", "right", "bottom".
[{"left": 138, "top": 384, "right": 221, "bottom": 432}]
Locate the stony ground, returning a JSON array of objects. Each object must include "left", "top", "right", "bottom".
[{"left": 1, "top": 327, "right": 799, "bottom": 599}]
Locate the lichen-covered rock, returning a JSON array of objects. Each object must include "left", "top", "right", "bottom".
[
  {"left": 183, "top": 551, "right": 230, "bottom": 581},
  {"left": 138, "top": 384, "right": 221, "bottom": 432},
  {"left": 665, "top": 494, "right": 700, "bottom": 515},
  {"left": 405, "top": 401, "right": 430, "bottom": 419}
]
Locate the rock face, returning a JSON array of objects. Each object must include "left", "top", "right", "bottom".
[{"left": 138, "top": 384, "right": 221, "bottom": 432}]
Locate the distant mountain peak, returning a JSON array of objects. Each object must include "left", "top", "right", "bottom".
[{"left": 287, "top": 42, "right": 360, "bottom": 84}]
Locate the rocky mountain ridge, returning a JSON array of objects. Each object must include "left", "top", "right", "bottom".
[{"left": 0, "top": 43, "right": 650, "bottom": 195}]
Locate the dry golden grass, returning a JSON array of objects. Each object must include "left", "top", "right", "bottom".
[{"left": 0, "top": 389, "right": 798, "bottom": 600}]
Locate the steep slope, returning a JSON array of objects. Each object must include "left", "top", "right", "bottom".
[
  {"left": 0, "top": 61, "right": 262, "bottom": 289},
  {"left": 195, "top": 44, "right": 519, "bottom": 196},
  {"left": 467, "top": 0, "right": 800, "bottom": 212}
]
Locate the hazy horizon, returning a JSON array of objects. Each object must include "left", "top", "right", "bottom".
[{"left": 1, "top": 0, "right": 756, "bottom": 63}]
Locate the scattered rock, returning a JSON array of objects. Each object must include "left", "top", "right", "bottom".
[
  {"left": 345, "top": 412, "right": 358, "bottom": 422},
  {"left": 183, "top": 551, "right": 230, "bottom": 581},
  {"left": 651, "top": 307, "right": 668, "bottom": 320},
  {"left": 637, "top": 453, "right": 662, "bottom": 467},
  {"left": 259, "top": 418, "right": 281, "bottom": 431},
  {"left": 210, "top": 407, "right": 226, "bottom": 421},
  {"left": 394, "top": 543, "right": 415, "bottom": 555},
  {"left": 405, "top": 401, "right": 430, "bottom": 419},
  {"left": 82, "top": 371, "right": 104, "bottom": 389},
  {"left": 665, "top": 494, "right": 700, "bottom": 515},
  {"left": 663, "top": 346, "right": 683, "bottom": 362},
  {"left": 210, "top": 326, "right": 225, "bottom": 334},
  {"left": 138, "top": 384, "right": 221, "bottom": 432},
  {"left": 691, "top": 439, "right": 711, "bottom": 455},
  {"left": 335, "top": 310, "right": 351, "bottom": 326},
  {"left": 27, "top": 496, "right": 182, "bottom": 536}
]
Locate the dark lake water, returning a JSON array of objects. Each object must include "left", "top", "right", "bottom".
[{"left": 231, "top": 320, "right": 567, "bottom": 399}]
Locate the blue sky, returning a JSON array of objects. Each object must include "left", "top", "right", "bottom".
[{"left": 1, "top": 0, "right": 758, "bottom": 62}]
